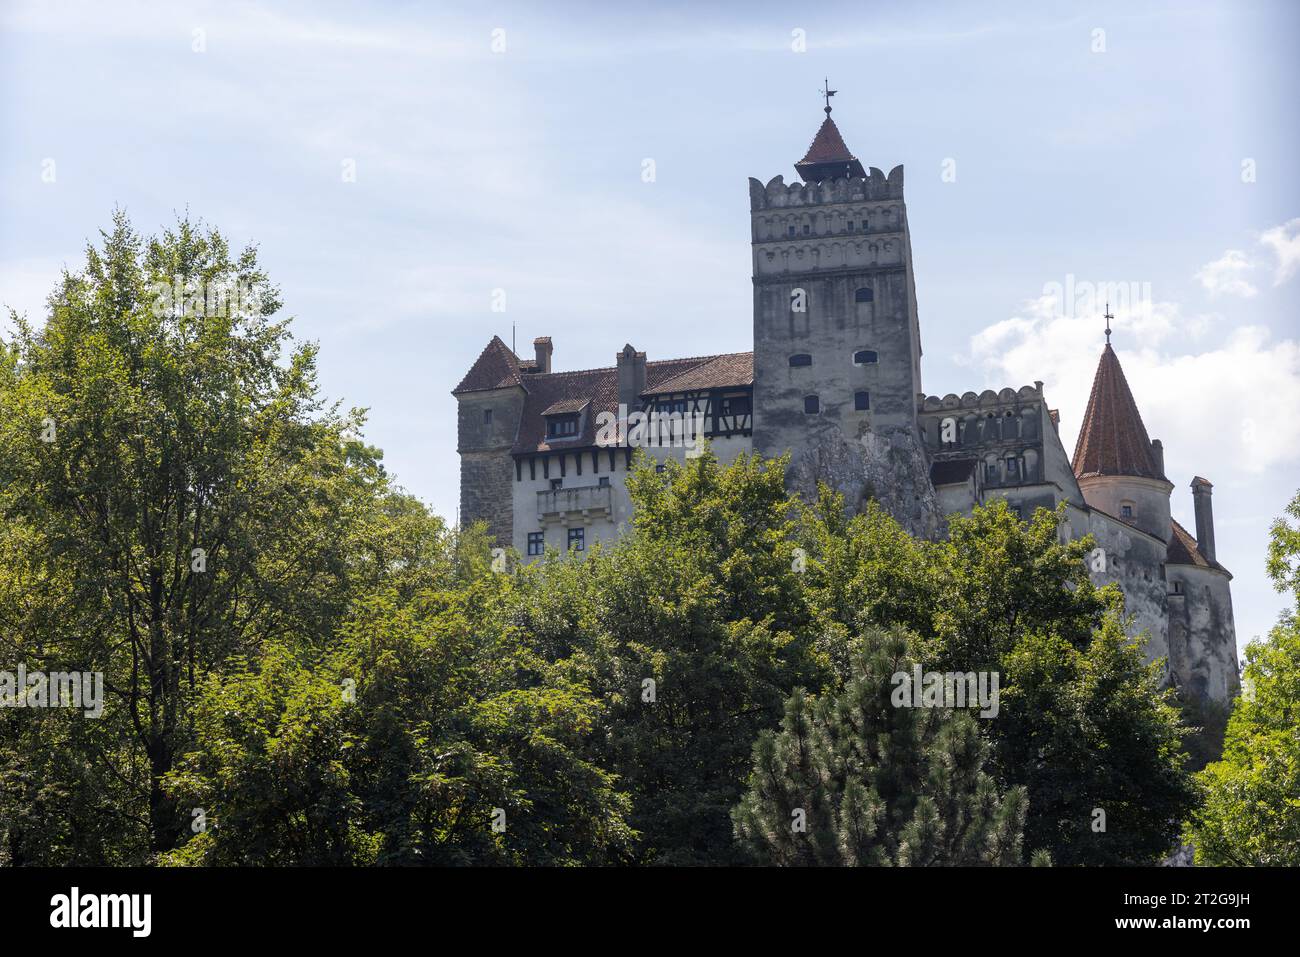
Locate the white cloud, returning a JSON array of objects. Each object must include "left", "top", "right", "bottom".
[
  {"left": 965, "top": 296, "right": 1300, "bottom": 477},
  {"left": 1260, "top": 218, "right": 1300, "bottom": 286},
  {"left": 1194, "top": 249, "right": 1257, "bottom": 297}
]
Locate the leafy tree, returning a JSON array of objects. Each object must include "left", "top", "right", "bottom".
[
  {"left": 800, "top": 494, "right": 1194, "bottom": 864},
  {"left": 521, "top": 448, "right": 826, "bottom": 865},
  {"left": 733, "top": 626, "right": 1029, "bottom": 866},
  {"left": 163, "top": 569, "right": 635, "bottom": 866},
  {"left": 0, "top": 211, "right": 408, "bottom": 858},
  {"left": 1185, "top": 489, "right": 1300, "bottom": 865}
]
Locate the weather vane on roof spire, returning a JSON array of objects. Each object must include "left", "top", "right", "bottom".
[
  {"left": 1104, "top": 302, "right": 1114, "bottom": 345},
  {"left": 820, "top": 78, "right": 837, "bottom": 115}
]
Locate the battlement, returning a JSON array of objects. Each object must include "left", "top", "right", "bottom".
[
  {"left": 748, "top": 167, "right": 904, "bottom": 211},
  {"left": 920, "top": 384, "right": 1044, "bottom": 412}
]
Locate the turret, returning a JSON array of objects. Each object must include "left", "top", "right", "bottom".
[{"left": 1071, "top": 337, "right": 1173, "bottom": 542}]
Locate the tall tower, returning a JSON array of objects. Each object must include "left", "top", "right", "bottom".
[{"left": 748, "top": 91, "right": 935, "bottom": 533}]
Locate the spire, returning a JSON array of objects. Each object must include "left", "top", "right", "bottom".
[
  {"left": 794, "top": 82, "right": 866, "bottom": 183},
  {"left": 1072, "top": 343, "right": 1164, "bottom": 480}
]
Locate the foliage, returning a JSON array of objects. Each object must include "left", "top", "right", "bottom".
[
  {"left": 1184, "top": 489, "right": 1300, "bottom": 865},
  {"left": 733, "top": 626, "right": 1029, "bottom": 866}
]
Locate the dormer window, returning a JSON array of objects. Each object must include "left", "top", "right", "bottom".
[{"left": 546, "top": 414, "right": 580, "bottom": 439}]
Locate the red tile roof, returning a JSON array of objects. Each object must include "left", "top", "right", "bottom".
[
  {"left": 510, "top": 350, "right": 753, "bottom": 455},
  {"left": 794, "top": 116, "right": 867, "bottom": 182},
  {"left": 799, "top": 116, "right": 856, "bottom": 164},
  {"left": 1072, "top": 344, "right": 1164, "bottom": 480},
  {"left": 1167, "top": 519, "right": 1222, "bottom": 571},
  {"left": 451, "top": 335, "right": 525, "bottom": 394}
]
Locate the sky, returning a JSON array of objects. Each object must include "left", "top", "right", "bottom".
[{"left": 2, "top": 0, "right": 1297, "bottom": 655}]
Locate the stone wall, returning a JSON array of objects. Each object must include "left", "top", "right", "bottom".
[{"left": 456, "top": 386, "right": 525, "bottom": 545}]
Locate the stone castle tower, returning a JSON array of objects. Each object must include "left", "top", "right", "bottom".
[{"left": 749, "top": 102, "right": 939, "bottom": 536}]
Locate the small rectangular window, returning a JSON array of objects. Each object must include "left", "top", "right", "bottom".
[
  {"left": 568, "top": 527, "right": 585, "bottom": 551},
  {"left": 804, "top": 395, "right": 820, "bottom": 414},
  {"left": 1006, "top": 457, "right": 1019, "bottom": 477},
  {"left": 787, "top": 225, "right": 796, "bottom": 237},
  {"left": 550, "top": 478, "right": 562, "bottom": 490},
  {"left": 789, "top": 354, "right": 812, "bottom": 367},
  {"left": 484, "top": 408, "right": 493, "bottom": 424},
  {"left": 986, "top": 463, "right": 998, "bottom": 483},
  {"left": 854, "top": 391, "right": 870, "bottom": 411},
  {"left": 853, "top": 350, "right": 878, "bottom": 364},
  {"left": 854, "top": 287, "right": 874, "bottom": 303},
  {"left": 598, "top": 476, "right": 610, "bottom": 487},
  {"left": 527, "top": 532, "right": 544, "bottom": 556},
  {"left": 1121, "top": 504, "right": 1133, "bottom": 518},
  {"left": 847, "top": 221, "right": 855, "bottom": 231}
]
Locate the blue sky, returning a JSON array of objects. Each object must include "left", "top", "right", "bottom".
[{"left": 2, "top": 0, "right": 1297, "bottom": 653}]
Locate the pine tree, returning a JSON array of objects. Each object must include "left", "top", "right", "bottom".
[{"left": 732, "top": 627, "right": 1029, "bottom": 866}]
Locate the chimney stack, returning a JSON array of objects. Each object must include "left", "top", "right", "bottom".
[
  {"left": 1191, "top": 476, "right": 1216, "bottom": 564},
  {"left": 533, "top": 336, "right": 552, "bottom": 374},
  {"left": 1151, "top": 439, "right": 1165, "bottom": 477},
  {"left": 616, "top": 343, "right": 646, "bottom": 411}
]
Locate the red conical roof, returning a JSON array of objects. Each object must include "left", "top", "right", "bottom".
[
  {"left": 1072, "top": 344, "right": 1164, "bottom": 480},
  {"left": 795, "top": 116, "right": 866, "bottom": 183}
]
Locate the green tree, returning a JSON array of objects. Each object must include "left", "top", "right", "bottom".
[
  {"left": 0, "top": 212, "right": 403, "bottom": 859},
  {"left": 732, "top": 626, "right": 1029, "bottom": 866},
  {"left": 163, "top": 570, "right": 635, "bottom": 866},
  {"left": 519, "top": 448, "right": 826, "bottom": 865},
  {"left": 1185, "top": 489, "right": 1300, "bottom": 865},
  {"left": 800, "top": 494, "right": 1194, "bottom": 864}
]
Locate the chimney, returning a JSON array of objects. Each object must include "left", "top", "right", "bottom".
[
  {"left": 616, "top": 343, "right": 646, "bottom": 411},
  {"left": 1151, "top": 439, "right": 1165, "bottom": 477},
  {"left": 533, "top": 336, "right": 552, "bottom": 374},
  {"left": 1191, "top": 476, "right": 1215, "bottom": 564}
]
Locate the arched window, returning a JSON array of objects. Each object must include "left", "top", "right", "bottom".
[
  {"left": 788, "top": 354, "right": 812, "bottom": 367},
  {"left": 804, "top": 395, "right": 820, "bottom": 414},
  {"left": 854, "top": 287, "right": 874, "bottom": 303},
  {"left": 853, "top": 349, "right": 878, "bottom": 364},
  {"left": 854, "top": 391, "right": 870, "bottom": 411}
]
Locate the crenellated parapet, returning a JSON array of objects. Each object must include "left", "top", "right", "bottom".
[
  {"left": 748, "top": 167, "right": 905, "bottom": 211},
  {"left": 920, "top": 383, "right": 1043, "bottom": 412}
]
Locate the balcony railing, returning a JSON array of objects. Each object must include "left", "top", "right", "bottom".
[{"left": 537, "top": 484, "right": 613, "bottom": 522}]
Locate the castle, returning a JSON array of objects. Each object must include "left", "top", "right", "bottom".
[{"left": 453, "top": 104, "right": 1240, "bottom": 704}]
